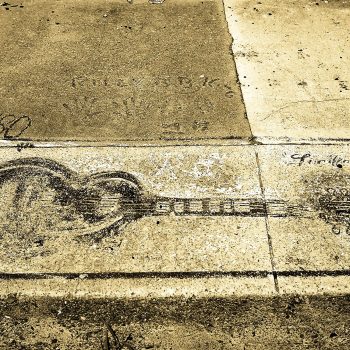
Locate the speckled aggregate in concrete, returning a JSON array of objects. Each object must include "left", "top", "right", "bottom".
[{"left": 1, "top": 0, "right": 350, "bottom": 348}]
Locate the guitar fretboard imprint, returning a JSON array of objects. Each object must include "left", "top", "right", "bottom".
[{"left": 0, "top": 157, "right": 349, "bottom": 241}]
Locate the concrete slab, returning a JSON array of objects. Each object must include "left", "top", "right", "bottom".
[
  {"left": 0, "top": 276, "right": 276, "bottom": 299},
  {"left": 0, "top": 146, "right": 271, "bottom": 273},
  {"left": 2, "top": 1, "right": 350, "bottom": 348},
  {"left": 1, "top": 292, "right": 350, "bottom": 349},
  {"left": 0, "top": 0, "right": 250, "bottom": 143},
  {"left": 278, "top": 275, "right": 350, "bottom": 295},
  {"left": 225, "top": 0, "right": 350, "bottom": 142},
  {"left": 257, "top": 145, "right": 350, "bottom": 274}
]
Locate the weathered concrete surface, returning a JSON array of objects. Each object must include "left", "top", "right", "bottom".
[
  {"left": 225, "top": 0, "right": 350, "bottom": 142},
  {"left": 0, "top": 0, "right": 250, "bottom": 142},
  {"left": 2, "top": 145, "right": 350, "bottom": 347},
  {"left": 1, "top": 293, "right": 350, "bottom": 349},
  {"left": 258, "top": 145, "right": 350, "bottom": 273},
  {"left": 0, "top": 146, "right": 271, "bottom": 273},
  {"left": 2, "top": 146, "right": 350, "bottom": 294},
  {"left": 1, "top": 0, "right": 350, "bottom": 348}
]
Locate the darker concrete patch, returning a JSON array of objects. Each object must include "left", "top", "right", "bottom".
[
  {"left": 0, "top": 0, "right": 250, "bottom": 142},
  {"left": 0, "top": 295, "right": 350, "bottom": 349}
]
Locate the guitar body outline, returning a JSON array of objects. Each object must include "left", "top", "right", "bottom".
[{"left": 0, "top": 158, "right": 147, "bottom": 240}]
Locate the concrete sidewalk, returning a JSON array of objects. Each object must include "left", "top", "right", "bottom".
[{"left": 1, "top": 0, "right": 350, "bottom": 348}]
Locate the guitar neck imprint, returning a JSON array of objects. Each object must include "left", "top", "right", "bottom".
[
  {"left": 148, "top": 197, "right": 314, "bottom": 219},
  {"left": 0, "top": 157, "right": 347, "bottom": 239}
]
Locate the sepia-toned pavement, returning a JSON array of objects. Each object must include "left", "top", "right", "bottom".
[{"left": 1, "top": 0, "right": 350, "bottom": 348}]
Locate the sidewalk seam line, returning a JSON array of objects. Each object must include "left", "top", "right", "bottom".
[{"left": 254, "top": 148, "right": 279, "bottom": 293}]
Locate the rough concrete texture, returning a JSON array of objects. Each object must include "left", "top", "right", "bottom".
[
  {"left": 225, "top": 0, "right": 350, "bottom": 142},
  {"left": 1, "top": 295, "right": 350, "bottom": 349},
  {"left": 0, "top": 0, "right": 249, "bottom": 142},
  {"left": 2, "top": 144, "right": 350, "bottom": 347},
  {"left": 258, "top": 145, "right": 350, "bottom": 272},
  {"left": 0, "top": 146, "right": 270, "bottom": 273},
  {"left": 1, "top": 0, "right": 350, "bottom": 348}
]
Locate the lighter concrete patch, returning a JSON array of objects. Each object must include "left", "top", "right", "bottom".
[{"left": 225, "top": 0, "right": 350, "bottom": 142}]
